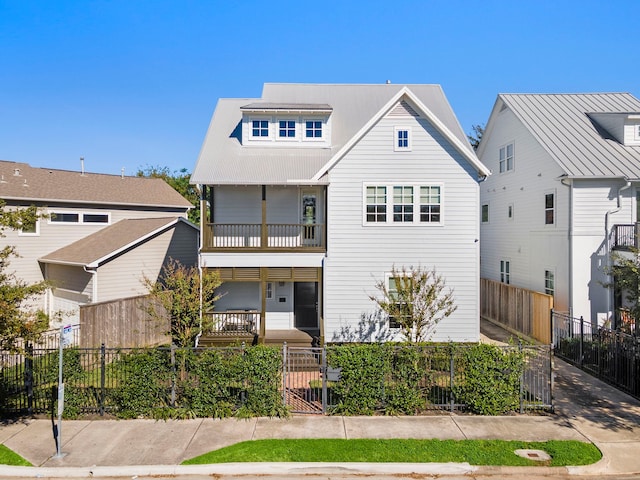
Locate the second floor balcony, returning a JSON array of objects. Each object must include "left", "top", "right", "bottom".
[
  {"left": 202, "top": 222, "right": 325, "bottom": 252},
  {"left": 612, "top": 224, "right": 639, "bottom": 251}
]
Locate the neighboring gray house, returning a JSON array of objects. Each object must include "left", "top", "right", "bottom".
[
  {"left": 192, "top": 83, "right": 490, "bottom": 344},
  {"left": 0, "top": 160, "right": 198, "bottom": 325},
  {"left": 478, "top": 93, "right": 640, "bottom": 329}
]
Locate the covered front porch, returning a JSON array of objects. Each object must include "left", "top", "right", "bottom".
[{"left": 198, "top": 266, "right": 323, "bottom": 347}]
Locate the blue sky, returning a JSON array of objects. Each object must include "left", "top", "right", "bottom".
[{"left": 1, "top": 0, "right": 638, "bottom": 176}]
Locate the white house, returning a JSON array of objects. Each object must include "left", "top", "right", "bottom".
[
  {"left": 478, "top": 93, "right": 640, "bottom": 328},
  {"left": 0, "top": 160, "right": 198, "bottom": 325},
  {"left": 192, "top": 83, "right": 490, "bottom": 344}
]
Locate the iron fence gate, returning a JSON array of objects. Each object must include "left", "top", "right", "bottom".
[{"left": 282, "top": 345, "right": 325, "bottom": 414}]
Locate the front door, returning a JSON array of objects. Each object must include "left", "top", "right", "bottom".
[{"left": 294, "top": 282, "right": 318, "bottom": 330}]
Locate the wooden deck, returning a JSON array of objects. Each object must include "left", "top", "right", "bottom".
[{"left": 197, "top": 329, "right": 317, "bottom": 347}]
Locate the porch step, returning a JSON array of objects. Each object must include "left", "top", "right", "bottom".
[{"left": 263, "top": 329, "right": 316, "bottom": 347}]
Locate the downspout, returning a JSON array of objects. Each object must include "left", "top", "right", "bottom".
[
  {"left": 605, "top": 179, "right": 632, "bottom": 323},
  {"left": 195, "top": 184, "right": 204, "bottom": 348},
  {"left": 83, "top": 266, "right": 98, "bottom": 303},
  {"left": 560, "top": 177, "right": 573, "bottom": 317}
]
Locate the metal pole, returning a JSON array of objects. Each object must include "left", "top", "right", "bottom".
[
  {"left": 321, "top": 347, "right": 327, "bottom": 414},
  {"left": 54, "top": 325, "right": 64, "bottom": 458},
  {"left": 100, "top": 344, "right": 106, "bottom": 416}
]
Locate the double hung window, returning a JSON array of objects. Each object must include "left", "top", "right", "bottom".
[
  {"left": 365, "top": 184, "right": 442, "bottom": 225},
  {"left": 499, "top": 143, "right": 514, "bottom": 173}
]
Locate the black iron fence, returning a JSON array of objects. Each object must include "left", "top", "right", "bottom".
[
  {"left": 0, "top": 342, "right": 552, "bottom": 417},
  {"left": 552, "top": 310, "right": 640, "bottom": 398}
]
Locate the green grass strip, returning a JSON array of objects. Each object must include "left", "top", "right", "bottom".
[
  {"left": 0, "top": 445, "right": 32, "bottom": 466},
  {"left": 182, "top": 438, "right": 601, "bottom": 467}
]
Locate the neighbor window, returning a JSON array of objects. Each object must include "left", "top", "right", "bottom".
[
  {"left": 19, "top": 218, "right": 38, "bottom": 236},
  {"left": 305, "top": 120, "right": 322, "bottom": 138},
  {"left": 82, "top": 213, "right": 109, "bottom": 223},
  {"left": 499, "top": 143, "right": 514, "bottom": 173},
  {"left": 49, "top": 211, "right": 110, "bottom": 225},
  {"left": 50, "top": 212, "right": 79, "bottom": 223},
  {"left": 278, "top": 120, "right": 296, "bottom": 138},
  {"left": 545, "top": 193, "right": 555, "bottom": 225},
  {"left": 500, "top": 260, "right": 510, "bottom": 284},
  {"left": 365, "top": 184, "right": 442, "bottom": 224},
  {"left": 266, "top": 282, "right": 273, "bottom": 300},
  {"left": 635, "top": 125, "right": 640, "bottom": 141},
  {"left": 366, "top": 186, "right": 387, "bottom": 222},
  {"left": 387, "top": 276, "right": 407, "bottom": 329},
  {"left": 251, "top": 119, "right": 269, "bottom": 137},
  {"left": 508, "top": 204, "right": 514, "bottom": 220},
  {"left": 481, "top": 204, "right": 489, "bottom": 223},
  {"left": 544, "top": 270, "right": 555, "bottom": 296},
  {"left": 394, "top": 127, "right": 411, "bottom": 151},
  {"left": 393, "top": 186, "right": 414, "bottom": 222}
]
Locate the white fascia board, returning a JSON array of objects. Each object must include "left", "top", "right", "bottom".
[
  {"left": 312, "top": 87, "right": 490, "bottom": 180},
  {"left": 37, "top": 258, "right": 86, "bottom": 267}
]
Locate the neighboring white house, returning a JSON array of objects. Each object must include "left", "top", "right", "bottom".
[
  {"left": 0, "top": 160, "right": 198, "bottom": 325},
  {"left": 478, "top": 93, "right": 640, "bottom": 328},
  {"left": 191, "top": 83, "right": 490, "bottom": 344}
]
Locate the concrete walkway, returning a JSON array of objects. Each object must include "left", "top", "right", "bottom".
[{"left": 1, "top": 320, "right": 639, "bottom": 478}]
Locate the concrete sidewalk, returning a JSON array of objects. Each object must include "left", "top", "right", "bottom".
[{"left": 1, "top": 357, "right": 640, "bottom": 478}]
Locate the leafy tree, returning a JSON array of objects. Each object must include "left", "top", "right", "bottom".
[
  {"left": 369, "top": 265, "right": 457, "bottom": 342},
  {"left": 467, "top": 124, "right": 485, "bottom": 151},
  {"left": 144, "top": 259, "right": 222, "bottom": 347},
  {"left": 0, "top": 201, "right": 50, "bottom": 351},
  {"left": 136, "top": 166, "right": 200, "bottom": 224}
]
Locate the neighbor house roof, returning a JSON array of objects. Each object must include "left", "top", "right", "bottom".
[
  {"left": 484, "top": 93, "right": 640, "bottom": 179},
  {"left": 191, "top": 83, "right": 488, "bottom": 185},
  {"left": 39, "top": 217, "right": 197, "bottom": 268},
  {"left": 0, "top": 161, "right": 194, "bottom": 209}
]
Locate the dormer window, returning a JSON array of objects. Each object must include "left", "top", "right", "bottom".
[
  {"left": 305, "top": 120, "right": 323, "bottom": 138},
  {"left": 252, "top": 120, "right": 269, "bottom": 138},
  {"left": 278, "top": 120, "right": 296, "bottom": 138}
]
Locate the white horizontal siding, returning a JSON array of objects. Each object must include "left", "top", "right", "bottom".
[{"left": 324, "top": 115, "right": 481, "bottom": 342}]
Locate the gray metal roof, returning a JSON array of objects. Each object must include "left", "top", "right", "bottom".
[
  {"left": 497, "top": 93, "right": 640, "bottom": 178},
  {"left": 0, "top": 161, "right": 193, "bottom": 209},
  {"left": 39, "top": 217, "right": 193, "bottom": 267},
  {"left": 191, "top": 84, "right": 480, "bottom": 185}
]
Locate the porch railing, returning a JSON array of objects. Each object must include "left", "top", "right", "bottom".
[
  {"left": 204, "top": 310, "right": 260, "bottom": 336},
  {"left": 612, "top": 224, "right": 638, "bottom": 250},
  {"left": 202, "top": 223, "right": 325, "bottom": 250}
]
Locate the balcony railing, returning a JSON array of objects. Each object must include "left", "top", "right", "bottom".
[
  {"left": 202, "top": 223, "right": 325, "bottom": 251},
  {"left": 612, "top": 224, "right": 639, "bottom": 250},
  {"left": 203, "top": 310, "right": 260, "bottom": 336}
]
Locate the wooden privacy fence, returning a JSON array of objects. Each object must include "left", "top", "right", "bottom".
[
  {"left": 480, "top": 278, "right": 553, "bottom": 344},
  {"left": 80, "top": 294, "right": 170, "bottom": 348}
]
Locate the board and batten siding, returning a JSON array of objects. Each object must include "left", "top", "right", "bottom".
[
  {"left": 479, "top": 106, "right": 570, "bottom": 313},
  {"left": 323, "top": 113, "right": 481, "bottom": 342}
]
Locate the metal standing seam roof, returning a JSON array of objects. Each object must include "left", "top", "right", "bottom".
[
  {"left": 498, "top": 93, "right": 640, "bottom": 179},
  {"left": 191, "top": 83, "right": 481, "bottom": 185},
  {"left": 39, "top": 217, "right": 195, "bottom": 268},
  {"left": 0, "top": 161, "right": 194, "bottom": 209}
]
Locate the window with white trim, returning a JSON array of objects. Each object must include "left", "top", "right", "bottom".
[
  {"left": 387, "top": 276, "right": 406, "bottom": 329},
  {"left": 49, "top": 211, "right": 110, "bottom": 225},
  {"left": 500, "top": 260, "right": 510, "bottom": 284},
  {"left": 251, "top": 119, "right": 269, "bottom": 138},
  {"left": 364, "top": 184, "right": 442, "bottom": 225},
  {"left": 266, "top": 282, "right": 273, "bottom": 300},
  {"left": 420, "top": 186, "right": 441, "bottom": 223},
  {"left": 545, "top": 192, "right": 555, "bottom": 225},
  {"left": 499, "top": 142, "right": 514, "bottom": 173},
  {"left": 278, "top": 120, "right": 296, "bottom": 138},
  {"left": 365, "top": 186, "right": 387, "bottom": 223},
  {"left": 304, "top": 120, "right": 323, "bottom": 139},
  {"left": 19, "top": 218, "right": 39, "bottom": 236},
  {"left": 393, "top": 186, "right": 414, "bottom": 222},
  {"left": 544, "top": 270, "right": 555, "bottom": 296},
  {"left": 394, "top": 127, "right": 411, "bottom": 151}
]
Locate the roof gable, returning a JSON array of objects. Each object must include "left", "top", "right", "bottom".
[
  {"left": 480, "top": 93, "right": 640, "bottom": 179},
  {"left": 39, "top": 217, "right": 197, "bottom": 268}
]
